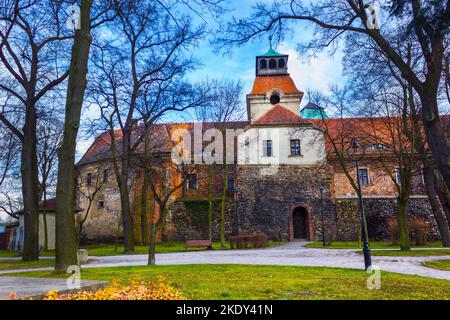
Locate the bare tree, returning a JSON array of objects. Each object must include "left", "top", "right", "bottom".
[
  {"left": 0, "top": 118, "right": 21, "bottom": 219},
  {"left": 37, "top": 112, "right": 63, "bottom": 251},
  {"left": 195, "top": 79, "right": 245, "bottom": 246},
  {"left": 55, "top": 0, "right": 117, "bottom": 271},
  {"left": 0, "top": 0, "right": 75, "bottom": 261},
  {"left": 146, "top": 156, "right": 195, "bottom": 265},
  {"left": 216, "top": 0, "right": 450, "bottom": 192},
  {"left": 88, "top": 0, "right": 212, "bottom": 253},
  {"left": 343, "top": 35, "right": 450, "bottom": 247}
]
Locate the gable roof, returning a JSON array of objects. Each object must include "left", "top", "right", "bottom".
[
  {"left": 76, "top": 121, "right": 250, "bottom": 167},
  {"left": 15, "top": 198, "right": 84, "bottom": 215},
  {"left": 252, "top": 104, "right": 311, "bottom": 126},
  {"left": 249, "top": 75, "right": 302, "bottom": 95}
]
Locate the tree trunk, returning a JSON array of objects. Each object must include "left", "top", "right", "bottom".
[
  {"left": 21, "top": 101, "right": 39, "bottom": 261},
  {"left": 117, "top": 125, "right": 135, "bottom": 252},
  {"left": 147, "top": 205, "right": 160, "bottom": 266},
  {"left": 147, "top": 224, "right": 157, "bottom": 266},
  {"left": 434, "top": 172, "right": 450, "bottom": 227},
  {"left": 141, "top": 168, "right": 149, "bottom": 246},
  {"left": 43, "top": 189, "right": 48, "bottom": 252},
  {"left": 419, "top": 93, "right": 450, "bottom": 192},
  {"left": 118, "top": 172, "right": 135, "bottom": 252},
  {"left": 220, "top": 164, "right": 228, "bottom": 248},
  {"left": 396, "top": 196, "right": 411, "bottom": 251},
  {"left": 55, "top": 0, "right": 93, "bottom": 271},
  {"left": 423, "top": 165, "right": 450, "bottom": 247},
  {"left": 207, "top": 165, "right": 213, "bottom": 241}
]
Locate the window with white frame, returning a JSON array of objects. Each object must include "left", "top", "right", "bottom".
[{"left": 290, "top": 139, "right": 301, "bottom": 156}]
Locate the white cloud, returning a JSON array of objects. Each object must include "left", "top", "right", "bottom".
[
  {"left": 76, "top": 137, "right": 94, "bottom": 161},
  {"left": 278, "top": 43, "right": 345, "bottom": 100}
]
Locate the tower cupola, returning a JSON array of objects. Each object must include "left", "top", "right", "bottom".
[{"left": 256, "top": 43, "right": 288, "bottom": 76}]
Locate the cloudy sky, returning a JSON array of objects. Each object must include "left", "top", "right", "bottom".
[{"left": 75, "top": 0, "right": 345, "bottom": 159}]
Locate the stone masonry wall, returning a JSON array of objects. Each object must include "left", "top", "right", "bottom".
[
  {"left": 235, "top": 164, "right": 334, "bottom": 242},
  {"left": 334, "top": 197, "right": 440, "bottom": 242},
  {"left": 168, "top": 199, "right": 235, "bottom": 241}
]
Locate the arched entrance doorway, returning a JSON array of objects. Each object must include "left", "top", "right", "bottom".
[{"left": 291, "top": 207, "right": 310, "bottom": 240}]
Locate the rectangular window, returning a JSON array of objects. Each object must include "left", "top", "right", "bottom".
[
  {"left": 103, "top": 168, "right": 109, "bottom": 183},
  {"left": 263, "top": 140, "right": 272, "bottom": 157},
  {"left": 187, "top": 174, "right": 198, "bottom": 190},
  {"left": 86, "top": 173, "right": 92, "bottom": 187},
  {"left": 227, "top": 173, "right": 235, "bottom": 191},
  {"left": 359, "top": 168, "right": 369, "bottom": 186},
  {"left": 395, "top": 168, "right": 402, "bottom": 185},
  {"left": 98, "top": 201, "right": 105, "bottom": 209},
  {"left": 290, "top": 139, "right": 301, "bottom": 156}
]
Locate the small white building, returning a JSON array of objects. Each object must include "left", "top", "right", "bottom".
[{"left": 9, "top": 198, "right": 83, "bottom": 252}]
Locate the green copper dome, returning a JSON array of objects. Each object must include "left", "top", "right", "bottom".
[
  {"left": 301, "top": 103, "right": 329, "bottom": 119},
  {"left": 262, "top": 48, "right": 285, "bottom": 57}
]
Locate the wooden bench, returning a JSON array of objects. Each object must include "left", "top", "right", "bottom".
[{"left": 185, "top": 240, "right": 213, "bottom": 251}]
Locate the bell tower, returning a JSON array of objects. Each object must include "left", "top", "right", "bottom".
[{"left": 247, "top": 44, "right": 304, "bottom": 123}]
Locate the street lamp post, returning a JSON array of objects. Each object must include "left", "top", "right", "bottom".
[
  {"left": 233, "top": 187, "right": 241, "bottom": 236},
  {"left": 319, "top": 184, "right": 326, "bottom": 247},
  {"left": 346, "top": 138, "right": 372, "bottom": 270}
]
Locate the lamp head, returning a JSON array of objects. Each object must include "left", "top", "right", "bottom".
[{"left": 346, "top": 138, "right": 365, "bottom": 161}]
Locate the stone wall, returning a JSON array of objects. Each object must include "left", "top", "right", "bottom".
[
  {"left": 168, "top": 199, "right": 235, "bottom": 241},
  {"left": 235, "top": 164, "right": 334, "bottom": 242},
  {"left": 334, "top": 197, "right": 440, "bottom": 242},
  {"left": 331, "top": 158, "right": 426, "bottom": 197}
]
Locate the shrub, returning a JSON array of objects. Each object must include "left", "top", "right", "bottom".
[
  {"left": 43, "top": 276, "right": 184, "bottom": 300},
  {"left": 410, "top": 218, "right": 428, "bottom": 246},
  {"left": 387, "top": 218, "right": 399, "bottom": 245},
  {"left": 228, "top": 233, "right": 268, "bottom": 249}
]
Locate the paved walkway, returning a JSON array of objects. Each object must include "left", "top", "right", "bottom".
[
  {"left": 1, "top": 243, "right": 450, "bottom": 281},
  {"left": 81, "top": 242, "right": 450, "bottom": 280}
]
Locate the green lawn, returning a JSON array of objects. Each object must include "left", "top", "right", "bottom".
[
  {"left": 0, "top": 259, "right": 54, "bottom": 271},
  {"left": 79, "top": 241, "right": 286, "bottom": 256},
  {"left": 0, "top": 250, "right": 55, "bottom": 258},
  {"left": 423, "top": 260, "right": 450, "bottom": 271},
  {"left": 5, "top": 264, "right": 450, "bottom": 300},
  {"left": 0, "top": 241, "right": 286, "bottom": 258},
  {"left": 366, "top": 249, "right": 450, "bottom": 257},
  {"left": 306, "top": 241, "right": 444, "bottom": 249},
  {"left": 0, "top": 250, "right": 21, "bottom": 258}
]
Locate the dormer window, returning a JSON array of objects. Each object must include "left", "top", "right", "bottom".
[
  {"left": 269, "top": 59, "right": 277, "bottom": 69},
  {"left": 260, "top": 59, "right": 267, "bottom": 69}
]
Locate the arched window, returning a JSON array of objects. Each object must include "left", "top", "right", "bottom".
[
  {"left": 278, "top": 58, "right": 285, "bottom": 68},
  {"left": 260, "top": 59, "right": 267, "bottom": 69},
  {"left": 269, "top": 59, "right": 277, "bottom": 69}
]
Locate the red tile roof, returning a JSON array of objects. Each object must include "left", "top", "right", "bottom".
[
  {"left": 77, "top": 121, "right": 250, "bottom": 166},
  {"left": 252, "top": 104, "right": 311, "bottom": 126},
  {"left": 249, "top": 75, "right": 302, "bottom": 95}
]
